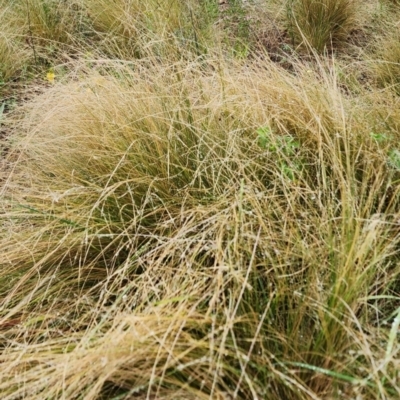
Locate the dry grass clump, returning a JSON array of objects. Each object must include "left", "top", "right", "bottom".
[
  {"left": 373, "top": 25, "right": 400, "bottom": 95},
  {"left": 18, "top": 0, "right": 82, "bottom": 46},
  {"left": 1, "top": 55, "right": 400, "bottom": 399},
  {"left": 83, "top": 0, "right": 218, "bottom": 59},
  {"left": 0, "top": 2, "right": 30, "bottom": 82},
  {"left": 286, "top": 0, "right": 360, "bottom": 53}
]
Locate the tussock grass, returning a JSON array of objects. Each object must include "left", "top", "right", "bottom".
[
  {"left": 286, "top": 0, "right": 359, "bottom": 53},
  {"left": 1, "top": 54, "right": 400, "bottom": 399},
  {"left": 83, "top": 0, "right": 218, "bottom": 59},
  {"left": 373, "top": 26, "right": 400, "bottom": 95},
  {"left": 18, "top": 0, "right": 82, "bottom": 45},
  {"left": 1, "top": 1, "right": 400, "bottom": 399},
  {"left": 0, "top": 2, "right": 30, "bottom": 83}
]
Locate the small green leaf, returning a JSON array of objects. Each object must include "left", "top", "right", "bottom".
[
  {"left": 281, "top": 136, "right": 300, "bottom": 155},
  {"left": 370, "top": 132, "right": 388, "bottom": 143},
  {"left": 257, "top": 126, "right": 275, "bottom": 150},
  {"left": 256, "top": 126, "right": 271, "bottom": 139},
  {"left": 281, "top": 162, "right": 295, "bottom": 181},
  {"left": 257, "top": 134, "right": 268, "bottom": 149},
  {"left": 388, "top": 149, "right": 400, "bottom": 170}
]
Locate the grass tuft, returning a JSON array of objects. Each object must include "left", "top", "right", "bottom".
[
  {"left": 0, "top": 2, "right": 30, "bottom": 83},
  {"left": 286, "top": 0, "right": 359, "bottom": 53},
  {"left": 373, "top": 26, "right": 400, "bottom": 95},
  {"left": 1, "top": 2, "right": 400, "bottom": 399},
  {"left": 1, "top": 56, "right": 400, "bottom": 398}
]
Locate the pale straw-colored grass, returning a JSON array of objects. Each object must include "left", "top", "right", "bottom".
[{"left": 0, "top": 53, "right": 400, "bottom": 399}]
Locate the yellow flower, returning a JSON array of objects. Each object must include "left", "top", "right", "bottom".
[{"left": 46, "top": 70, "right": 55, "bottom": 83}]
